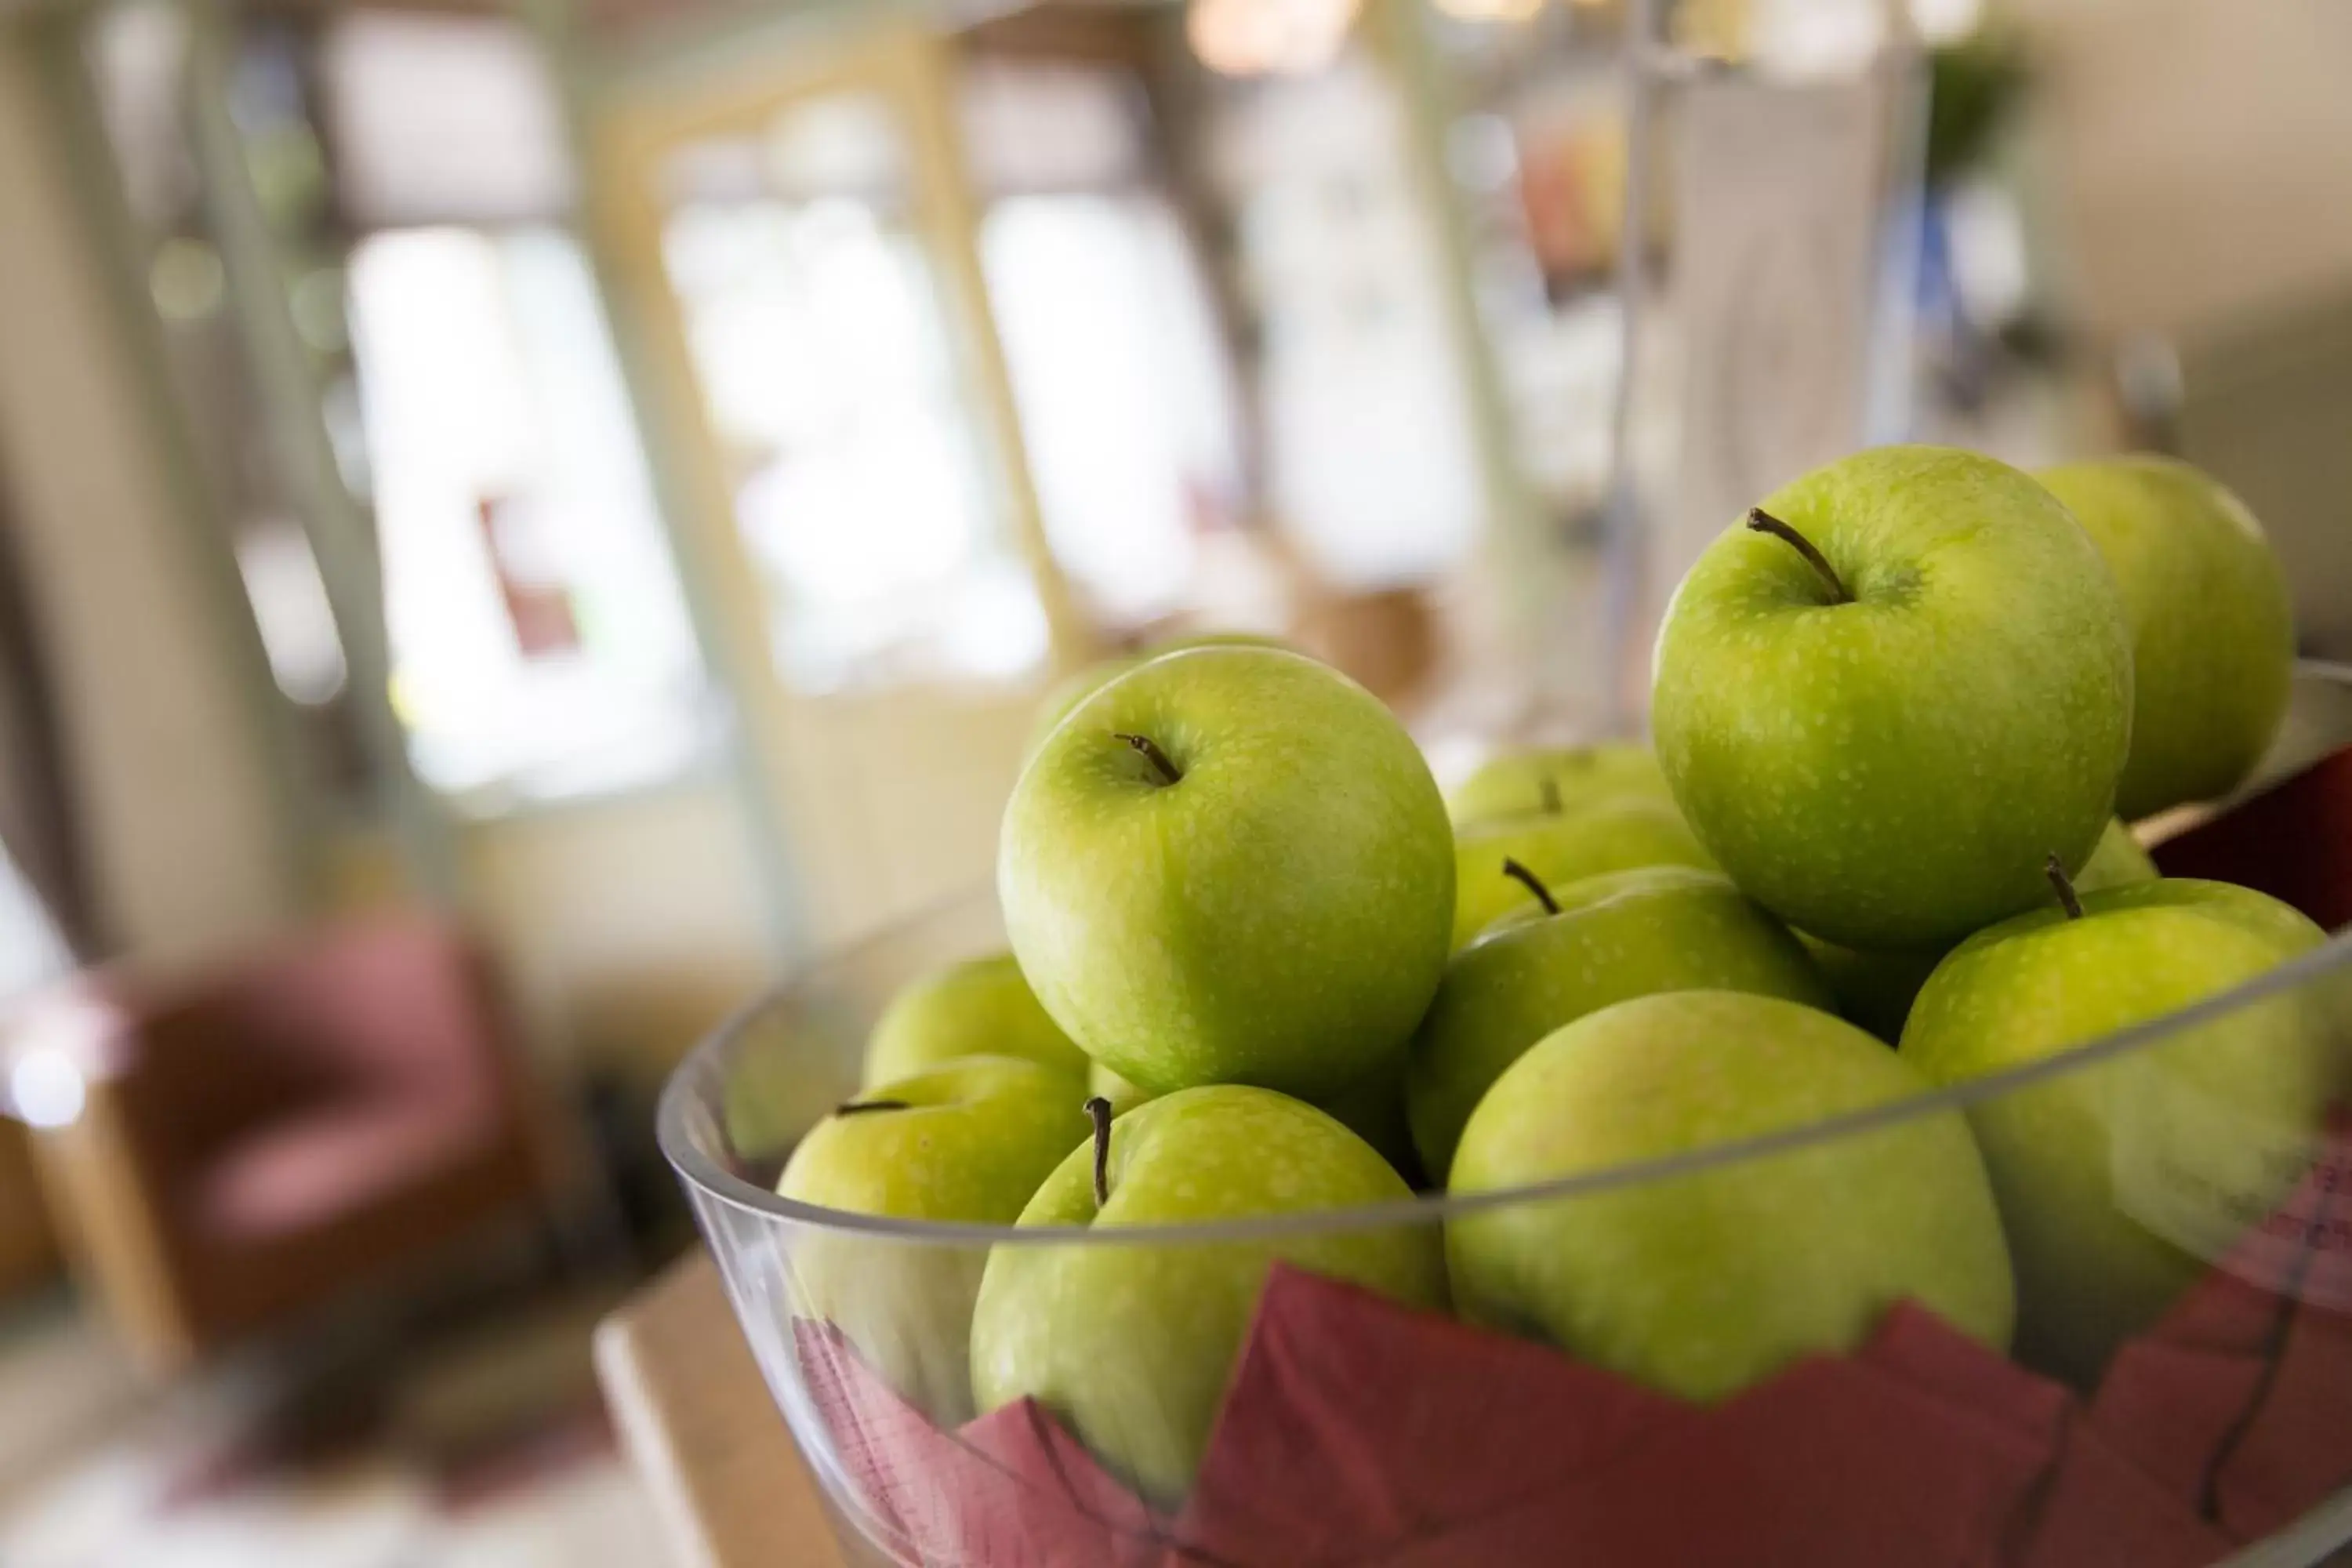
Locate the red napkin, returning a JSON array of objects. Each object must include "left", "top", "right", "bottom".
[
  {"left": 1191, "top": 1276, "right": 2067, "bottom": 1568},
  {"left": 797, "top": 1319, "right": 1174, "bottom": 1566},
  {"left": 793, "top": 1133, "right": 2352, "bottom": 1568}
]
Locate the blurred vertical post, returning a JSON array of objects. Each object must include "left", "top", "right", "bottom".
[
  {"left": 1363, "top": 0, "right": 1549, "bottom": 681},
  {"left": 184, "top": 0, "right": 458, "bottom": 906},
  {"left": 517, "top": 0, "right": 811, "bottom": 966},
  {"left": 21, "top": 8, "right": 324, "bottom": 913},
  {"left": 1595, "top": 0, "right": 1663, "bottom": 737},
  {"left": 890, "top": 24, "right": 1096, "bottom": 675}
]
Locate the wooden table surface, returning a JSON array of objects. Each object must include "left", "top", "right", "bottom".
[{"left": 594, "top": 1254, "right": 848, "bottom": 1568}]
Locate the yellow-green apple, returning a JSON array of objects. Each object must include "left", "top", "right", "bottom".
[
  {"left": 1450, "top": 797, "right": 1714, "bottom": 949},
  {"left": 1001, "top": 648, "right": 1454, "bottom": 1098},
  {"left": 1409, "top": 865, "right": 1831, "bottom": 1180},
  {"left": 1445, "top": 742, "right": 1670, "bottom": 828},
  {"left": 1448, "top": 991, "right": 2014, "bottom": 1399},
  {"left": 1902, "top": 869, "right": 2331, "bottom": 1385},
  {"left": 970, "top": 1086, "right": 1445, "bottom": 1501},
  {"left": 862, "top": 953, "right": 1089, "bottom": 1089},
  {"left": 778, "top": 1058, "right": 1092, "bottom": 1421},
  {"left": 2039, "top": 456, "right": 2295, "bottom": 819},
  {"left": 1653, "top": 446, "right": 2132, "bottom": 949}
]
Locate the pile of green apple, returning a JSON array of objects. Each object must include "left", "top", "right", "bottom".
[{"left": 775, "top": 447, "right": 2330, "bottom": 1502}]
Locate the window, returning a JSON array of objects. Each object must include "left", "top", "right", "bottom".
[
  {"left": 346, "top": 226, "right": 711, "bottom": 799},
  {"left": 82, "top": 5, "right": 718, "bottom": 811},
  {"left": 655, "top": 93, "right": 1050, "bottom": 694},
  {"left": 967, "top": 61, "right": 1249, "bottom": 632},
  {"left": 1211, "top": 54, "right": 1488, "bottom": 586}
]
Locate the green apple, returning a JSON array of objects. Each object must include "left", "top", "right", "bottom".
[
  {"left": 1653, "top": 445, "right": 2133, "bottom": 950},
  {"left": 1028, "top": 633, "right": 1295, "bottom": 753},
  {"left": 1449, "top": 991, "right": 2015, "bottom": 1400},
  {"left": 1409, "top": 866, "right": 1831, "bottom": 1181},
  {"left": 779, "top": 1058, "right": 1092, "bottom": 1421},
  {"left": 1902, "top": 873, "right": 2330, "bottom": 1385},
  {"left": 2039, "top": 457, "right": 2295, "bottom": 820},
  {"left": 1444, "top": 742, "right": 1670, "bottom": 829},
  {"left": 1001, "top": 647, "right": 1454, "bottom": 1099},
  {"left": 1450, "top": 797, "right": 1715, "bottom": 949},
  {"left": 1802, "top": 819, "right": 2157, "bottom": 1044},
  {"left": 970, "top": 1085, "right": 1445, "bottom": 1501},
  {"left": 862, "top": 953, "right": 1089, "bottom": 1090}
]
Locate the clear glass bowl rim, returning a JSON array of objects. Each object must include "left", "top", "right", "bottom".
[{"left": 659, "top": 890, "right": 2352, "bottom": 1248}]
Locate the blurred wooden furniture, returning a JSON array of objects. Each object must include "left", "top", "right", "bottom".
[
  {"left": 18, "top": 916, "right": 561, "bottom": 1373},
  {"left": 596, "top": 1253, "right": 848, "bottom": 1568},
  {"left": 0, "top": 1119, "right": 59, "bottom": 1298}
]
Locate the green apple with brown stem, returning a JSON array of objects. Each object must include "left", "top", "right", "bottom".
[
  {"left": 1409, "top": 863, "right": 1831, "bottom": 1181},
  {"left": 1002, "top": 647, "right": 1454, "bottom": 1099},
  {"left": 779, "top": 1058, "right": 1093, "bottom": 1421},
  {"left": 1902, "top": 863, "right": 2332, "bottom": 1386},
  {"left": 1449, "top": 797, "right": 1715, "bottom": 950},
  {"left": 971, "top": 1086, "right": 1446, "bottom": 1501},
  {"left": 1653, "top": 446, "right": 2133, "bottom": 949},
  {"left": 1804, "top": 818, "right": 2158, "bottom": 1044}
]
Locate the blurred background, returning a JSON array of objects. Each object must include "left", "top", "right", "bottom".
[{"left": 0, "top": 0, "right": 2346, "bottom": 1560}]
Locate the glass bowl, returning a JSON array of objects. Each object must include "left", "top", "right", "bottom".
[
  {"left": 662, "top": 924, "right": 2352, "bottom": 1566},
  {"left": 660, "top": 682, "right": 2352, "bottom": 1568}
]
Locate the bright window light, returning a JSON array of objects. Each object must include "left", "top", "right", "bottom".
[
  {"left": 659, "top": 99, "right": 1048, "bottom": 695},
  {"left": 982, "top": 193, "right": 1244, "bottom": 628},
  {"left": 9, "top": 1049, "right": 85, "bottom": 1131},
  {"left": 1218, "top": 59, "right": 1485, "bottom": 587},
  {"left": 346, "top": 226, "right": 711, "bottom": 804},
  {"left": 1189, "top": 0, "right": 1363, "bottom": 78}
]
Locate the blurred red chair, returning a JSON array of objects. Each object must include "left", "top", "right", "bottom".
[{"left": 11, "top": 916, "right": 564, "bottom": 1374}]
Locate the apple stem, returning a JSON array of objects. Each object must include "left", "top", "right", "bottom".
[
  {"left": 1085, "top": 1096, "right": 1114, "bottom": 1207},
  {"left": 1114, "top": 732, "right": 1183, "bottom": 786},
  {"left": 2045, "top": 854, "right": 2085, "bottom": 920},
  {"left": 1501, "top": 857, "right": 1562, "bottom": 916},
  {"left": 1538, "top": 775, "right": 1563, "bottom": 815},
  {"left": 834, "top": 1099, "right": 909, "bottom": 1117},
  {"left": 1747, "top": 509, "right": 1851, "bottom": 604}
]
